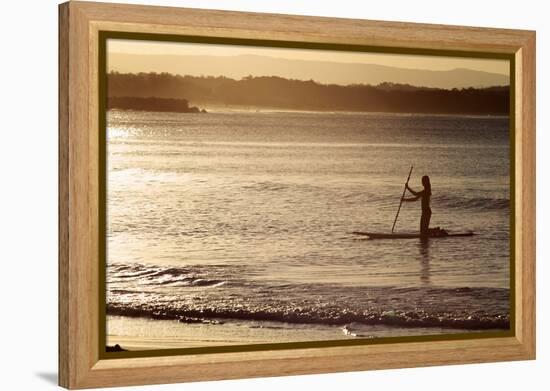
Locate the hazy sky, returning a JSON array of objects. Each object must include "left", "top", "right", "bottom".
[{"left": 108, "top": 39, "right": 510, "bottom": 88}]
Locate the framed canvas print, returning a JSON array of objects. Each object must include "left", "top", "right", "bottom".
[{"left": 59, "top": 1, "right": 536, "bottom": 389}]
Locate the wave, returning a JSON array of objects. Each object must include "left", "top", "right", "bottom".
[
  {"left": 108, "top": 262, "right": 229, "bottom": 288},
  {"left": 433, "top": 195, "right": 509, "bottom": 211},
  {"left": 332, "top": 192, "right": 510, "bottom": 213},
  {"left": 107, "top": 262, "right": 510, "bottom": 331},
  {"left": 241, "top": 181, "right": 323, "bottom": 193},
  {"left": 106, "top": 302, "right": 509, "bottom": 330},
  {"left": 236, "top": 182, "right": 509, "bottom": 213}
]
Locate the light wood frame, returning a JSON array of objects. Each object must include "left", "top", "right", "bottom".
[{"left": 59, "top": 1, "right": 536, "bottom": 389}]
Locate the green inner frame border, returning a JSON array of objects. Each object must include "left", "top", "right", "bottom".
[{"left": 98, "top": 30, "right": 516, "bottom": 360}]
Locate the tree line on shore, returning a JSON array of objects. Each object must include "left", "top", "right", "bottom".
[
  {"left": 107, "top": 72, "right": 509, "bottom": 115},
  {"left": 107, "top": 96, "right": 207, "bottom": 113}
]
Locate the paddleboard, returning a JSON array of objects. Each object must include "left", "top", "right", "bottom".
[{"left": 352, "top": 231, "right": 474, "bottom": 239}]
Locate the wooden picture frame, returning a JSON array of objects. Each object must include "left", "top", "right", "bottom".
[{"left": 59, "top": 1, "right": 536, "bottom": 389}]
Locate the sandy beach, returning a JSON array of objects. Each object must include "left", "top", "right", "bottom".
[{"left": 107, "top": 315, "right": 501, "bottom": 351}]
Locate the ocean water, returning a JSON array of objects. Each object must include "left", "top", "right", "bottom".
[{"left": 106, "top": 110, "right": 510, "bottom": 345}]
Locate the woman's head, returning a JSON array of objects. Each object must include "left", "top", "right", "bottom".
[{"left": 422, "top": 175, "right": 431, "bottom": 193}]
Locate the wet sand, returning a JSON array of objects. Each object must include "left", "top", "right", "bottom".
[{"left": 107, "top": 315, "right": 494, "bottom": 351}]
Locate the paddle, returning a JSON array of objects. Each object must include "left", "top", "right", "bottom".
[{"left": 391, "top": 166, "right": 413, "bottom": 233}]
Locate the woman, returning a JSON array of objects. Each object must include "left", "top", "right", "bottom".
[{"left": 403, "top": 175, "right": 432, "bottom": 239}]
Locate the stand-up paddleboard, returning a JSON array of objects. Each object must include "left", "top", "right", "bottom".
[
  {"left": 352, "top": 231, "right": 474, "bottom": 239},
  {"left": 367, "top": 167, "right": 474, "bottom": 240}
]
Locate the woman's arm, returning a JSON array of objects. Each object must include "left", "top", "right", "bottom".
[
  {"left": 402, "top": 195, "right": 421, "bottom": 202},
  {"left": 405, "top": 184, "right": 423, "bottom": 197}
]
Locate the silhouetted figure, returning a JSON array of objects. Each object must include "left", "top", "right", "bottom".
[{"left": 403, "top": 175, "right": 432, "bottom": 239}]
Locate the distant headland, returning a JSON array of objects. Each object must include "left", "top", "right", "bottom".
[{"left": 107, "top": 96, "right": 207, "bottom": 113}]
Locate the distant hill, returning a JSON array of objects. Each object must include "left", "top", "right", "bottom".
[
  {"left": 108, "top": 53, "right": 509, "bottom": 90},
  {"left": 107, "top": 72, "right": 509, "bottom": 115}
]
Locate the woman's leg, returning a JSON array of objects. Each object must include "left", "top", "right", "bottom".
[
  {"left": 420, "top": 210, "right": 431, "bottom": 238},
  {"left": 420, "top": 214, "right": 427, "bottom": 238}
]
